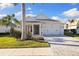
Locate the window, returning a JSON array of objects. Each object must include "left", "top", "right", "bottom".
[
  {"left": 33, "top": 25, "right": 39, "bottom": 35},
  {"left": 66, "top": 24, "right": 68, "bottom": 29}
]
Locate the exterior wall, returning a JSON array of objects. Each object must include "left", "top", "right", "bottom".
[
  {"left": 41, "top": 21, "right": 64, "bottom": 36},
  {"left": 14, "top": 25, "right": 21, "bottom": 31},
  {"left": 67, "top": 25, "right": 77, "bottom": 29},
  {"left": 60, "top": 24, "right": 64, "bottom": 35},
  {"left": 76, "top": 28, "right": 79, "bottom": 34},
  {"left": 64, "top": 24, "right": 67, "bottom": 29},
  {"left": 26, "top": 23, "right": 42, "bottom": 37},
  {"left": 77, "top": 29, "right": 79, "bottom": 34},
  {"left": 18, "top": 21, "right": 64, "bottom": 37},
  {"left": 64, "top": 24, "right": 77, "bottom": 29},
  {"left": 0, "top": 26, "right": 11, "bottom": 33}
]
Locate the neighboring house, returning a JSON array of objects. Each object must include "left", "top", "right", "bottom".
[
  {"left": 0, "top": 25, "right": 10, "bottom": 33},
  {"left": 64, "top": 19, "right": 79, "bottom": 34},
  {"left": 0, "top": 23, "right": 16, "bottom": 33},
  {"left": 16, "top": 13, "right": 64, "bottom": 37}
]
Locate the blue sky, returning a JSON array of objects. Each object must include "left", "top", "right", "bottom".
[{"left": 0, "top": 3, "right": 79, "bottom": 21}]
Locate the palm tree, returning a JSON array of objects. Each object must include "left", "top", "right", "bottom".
[
  {"left": 1, "top": 14, "right": 20, "bottom": 26},
  {"left": 12, "top": 3, "right": 27, "bottom": 40},
  {"left": 1, "top": 14, "right": 20, "bottom": 35},
  {"left": 21, "top": 3, "right": 27, "bottom": 40}
]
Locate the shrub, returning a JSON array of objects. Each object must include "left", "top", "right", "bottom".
[
  {"left": 10, "top": 28, "right": 21, "bottom": 38},
  {"left": 0, "top": 32, "right": 10, "bottom": 36},
  {"left": 10, "top": 28, "right": 14, "bottom": 36},
  {"left": 71, "top": 29, "right": 76, "bottom": 34},
  {"left": 32, "top": 37, "right": 45, "bottom": 42},
  {"left": 13, "top": 30, "right": 21, "bottom": 38},
  {"left": 64, "top": 29, "right": 76, "bottom": 37},
  {"left": 26, "top": 31, "right": 32, "bottom": 40}
]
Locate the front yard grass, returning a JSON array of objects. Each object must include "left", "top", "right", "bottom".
[{"left": 0, "top": 36, "right": 49, "bottom": 48}]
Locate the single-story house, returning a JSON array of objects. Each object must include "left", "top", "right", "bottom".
[
  {"left": 64, "top": 19, "right": 79, "bottom": 34},
  {"left": 16, "top": 13, "right": 64, "bottom": 37}
]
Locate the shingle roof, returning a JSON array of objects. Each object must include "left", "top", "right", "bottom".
[{"left": 24, "top": 13, "right": 63, "bottom": 23}]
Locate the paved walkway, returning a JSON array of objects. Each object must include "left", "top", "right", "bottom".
[{"left": 0, "top": 48, "right": 51, "bottom": 56}]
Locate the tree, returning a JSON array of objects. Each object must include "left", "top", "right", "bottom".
[
  {"left": 12, "top": 3, "right": 27, "bottom": 40},
  {"left": 70, "top": 19, "right": 75, "bottom": 23},
  {"left": 0, "top": 3, "right": 27, "bottom": 40},
  {"left": 77, "top": 21, "right": 79, "bottom": 29},
  {"left": 1, "top": 14, "right": 20, "bottom": 35},
  {"left": 1, "top": 14, "right": 20, "bottom": 26},
  {"left": 11, "top": 3, "right": 27, "bottom": 40},
  {"left": 21, "top": 3, "right": 27, "bottom": 40}
]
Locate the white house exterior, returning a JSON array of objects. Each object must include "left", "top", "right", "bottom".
[
  {"left": 0, "top": 23, "right": 16, "bottom": 33},
  {"left": 0, "top": 26, "right": 11, "bottom": 33},
  {"left": 16, "top": 13, "right": 64, "bottom": 37}
]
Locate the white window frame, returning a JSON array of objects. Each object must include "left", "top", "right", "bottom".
[{"left": 32, "top": 23, "right": 41, "bottom": 36}]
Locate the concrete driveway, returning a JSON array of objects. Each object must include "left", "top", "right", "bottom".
[
  {"left": 44, "top": 35, "right": 79, "bottom": 45},
  {"left": 50, "top": 44, "right": 79, "bottom": 56},
  {"left": 44, "top": 35, "right": 79, "bottom": 56}
]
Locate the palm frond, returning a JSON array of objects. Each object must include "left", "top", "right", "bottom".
[{"left": 13, "top": 18, "right": 21, "bottom": 25}]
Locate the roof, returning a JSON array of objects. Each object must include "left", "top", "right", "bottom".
[
  {"left": 25, "top": 13, "right": 63, "bottom": 23},
  {"left": 35, "top": 13, "right": 49, "bottom": 19}
]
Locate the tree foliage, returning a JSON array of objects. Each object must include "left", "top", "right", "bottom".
[{"left": 0, "top": 14, "right": 20, "bottom": 26}]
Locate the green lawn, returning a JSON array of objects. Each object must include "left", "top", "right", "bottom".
[
  {"left": 74, "top": 37, "right": 79, "bottom": 40},
  {"left": 0, "top": 36, "right": 49, "bottom": 48},
  {"left": 72, "top": 34, "right": 79, "bottom": 40}
]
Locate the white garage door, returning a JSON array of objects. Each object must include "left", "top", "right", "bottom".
[{"left": 42, "top": 23, "right": 62, "bottom": 36}]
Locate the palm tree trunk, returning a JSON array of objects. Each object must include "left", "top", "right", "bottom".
[{"left": 21, "top": 3, "right": 27, "bottom": 40}]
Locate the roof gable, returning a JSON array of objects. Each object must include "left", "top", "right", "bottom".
[
  {"left": 25, "top": 13, "right": 62, "bottom": 24},
  {"left": 25, "top": 13, "right": 49, "bottom": 21},
  {"left": 25, "top": 16, "right": 36, "bottom": 21},
  {"left": 35, "top": 13, "right": 49, "bottom": 19}
]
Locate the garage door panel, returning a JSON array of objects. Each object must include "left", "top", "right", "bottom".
[{"left": 42, "top": 23, "right": 61, "bottom": 36}]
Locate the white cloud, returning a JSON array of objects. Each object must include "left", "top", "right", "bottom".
[
  {"left": 15, "top": 11, "right": 35, "bottom": 17},
  {"left": 0, "top": 14, "right": 7, "bottom": 18},
  {"left": 15, "top": 10, "right": 33, "bottom": 17},
  {"left": 27, "top": 7, "right": 32, "bottom": 10},
  {"left": 0, "top": 3, "right": 14, "bottom": 10},
  {"left": 51, "top": 16, "right": 60, "bottom": 20},
  {"left": 15, "top": 11, "right": 36, "bottom": 20},
  {"left": 26, "top": 14, "right": 36, "bottom": 17},
  {"left": 63, "top": 8, "right": 79, "bottom": 17},
  {"left": 14, "top": 11, "right": 21, "bottom": 20},
  {"left": 15, "top": 11, "right": 21, "bottom": 16},
  {"left": 71, "top": 3, "right": 76, "bottom": 5}
]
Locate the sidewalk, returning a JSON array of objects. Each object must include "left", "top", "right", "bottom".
[{"left": 0, "top": 48, "right": 51, "bottom": 56}]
